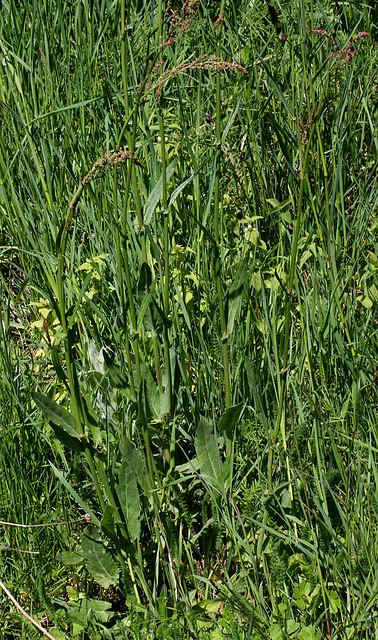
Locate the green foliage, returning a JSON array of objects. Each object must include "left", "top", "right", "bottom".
[{"left": 1, "top": 0, "right": 378, "bottom": 637}]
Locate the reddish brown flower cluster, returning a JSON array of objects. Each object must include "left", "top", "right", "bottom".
[
  {"left": 330, "top": 31, "right": 370, "bottom": 66},
  {"left": 161, "top": 0, "right": 200, "bottom": 50},
  {"left": 141, "top": 54, "right": 248, "bottom": 100},
  {"left": 82, "top": 149, "right": 144, "bottom": 186},
  {"left": 213, "top": 10, "right": 225, "bottom": 30},
  {"left": 139, "top": 60, "right": 165, "bottom": 96},
  {"left": 298, "top": 103, "right": 316, "bottom": 146},
  {"left": 310, "top": 29, "right": 369, "bottom": 68},
  {"left": 309, "top": 29, "right": 334, "bottom": 47}
]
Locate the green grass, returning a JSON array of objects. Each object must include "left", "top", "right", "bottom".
[{"left": 1, "top": 0, "right": 378, "bottom": 638}]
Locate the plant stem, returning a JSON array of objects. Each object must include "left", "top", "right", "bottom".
[
  {"left": 158, "top": 0, "right": 173, "bottom": 416},
  {"left": 120, "top": 0, "right": 142, "bottom": 388},
  {"left": 214, "top": 2, "right": 231, "bottom": 423}
]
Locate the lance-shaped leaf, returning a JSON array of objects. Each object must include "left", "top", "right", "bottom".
[
  {"left": 32, "top": 391, "right": 82, "bottom": 438},
  {"left": 115, "top": 462, "right": 141, "bottom": 541},
  {"left": 195, "top": 416, "right": 223, "bottom": 492},
  {"left": 82, "top": 525, "right": 119, "bottom": 588},
  {"left": 49, "top": 423, "right": 86, "bottom": 453}
]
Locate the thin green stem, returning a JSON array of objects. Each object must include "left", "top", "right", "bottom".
[
  {"left": 214, "top": 2, "right": 231, "bottom": 435},
  {"left": 158, "top": 0, "right": 173, "bottom": 416},
  {"left": 120, "top": 0, "right": 142, "bottom": 387}
]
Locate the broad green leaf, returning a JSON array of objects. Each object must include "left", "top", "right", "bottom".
[
  {"left": 297, "top": 625, "right": 321, "bottom": 640},
  {"left": 268, "top": 623, "right": 284, "bottom": 640},
  {"left": 82, "top": 598, "right": 113, "bottom": 622},
  {"left": 192, "top": 599, "right": 223, "bottom": 613},
  {"left": 115, "top": 462, "right": 141, "bottom": 541},
  {"left": 144, "top": 158, "right": 177, "bottom": 225},
  {"left": 327, "top": 589, "right": 341, "bottom": 614},
  {"left": 227, "top": 257, "right": 249, "bottom": 336},
  {"left": 195, "top": 416, "right": 223, "bottom": 491},
  {"left": 57, "top": 551, "right": 84, "bottom": 566},
  {"left": 51, "top": 348, "right": 67, "bottom": 383},
  {"left": 251, "top": 271, "right": 262, "bottom": 292},
  {"left": 82, "top": 525, "right": 119, "bottom": 588},
  {"left": 50, "top": 423, "right": 86, "bottom": 453},
  {"left": 32, "top": 391, "right": 81, "bottom": 438},
  {"left": 281, "top": 489, "right": 292, "bottom": 509},
  {"left": 217, "top": 403, "right": 244, "bottom": 438}
]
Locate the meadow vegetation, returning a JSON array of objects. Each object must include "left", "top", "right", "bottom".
[{"left": 0, "top": 0, "right": 378, "bottom": 638}]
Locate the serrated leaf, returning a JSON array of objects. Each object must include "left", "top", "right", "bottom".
[
  {"left": 327, "top": 589, "right": 341, "bottom": 614},
  {"left": 115, "top": 462, "right": 141, "bottom": 541},
  {"left": 195, "top": 416, "right": 223, "bottom": 491},
  {"left": 82, "top": 525, "right": 119, "bottom": 588},
  {"left": 32, "top": 391, "right": 81, "bottom": 438},
  {"left": 217, "top": 403, "right": 244, "bottom": 438},
  {"left": 268, "top": 623, "right": 284, "bottom": 640}
]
